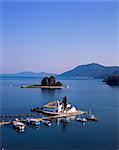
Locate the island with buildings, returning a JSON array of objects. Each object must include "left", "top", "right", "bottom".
[
  {"left": 31, "top": 96, "right": 79, "bottom": 115},
  {"left": 20, "top": 76, "right": 63, "bottom": 89}
]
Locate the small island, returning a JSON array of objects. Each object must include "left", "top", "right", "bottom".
[
  {"left": 103, "top": 76, "right": 119, "bottom": 86},
  {"left": 20, "top": 76, "right": 63, "bottom": 89}
]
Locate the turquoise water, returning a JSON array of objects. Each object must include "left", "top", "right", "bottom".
[{"left": 1, "top": 77, "right": 119, "bottom": 149}]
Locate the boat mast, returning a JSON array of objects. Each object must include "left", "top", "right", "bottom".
[
  {"left": 57, "top": 101, "right": 60, "bottom": 113},
  {"left": 89, "top": 108, "right": 92, "bottom": 115}
]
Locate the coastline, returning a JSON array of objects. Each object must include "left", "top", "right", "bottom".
[{"left": 20, "top": 85, "right": 64, "bottom": 89}]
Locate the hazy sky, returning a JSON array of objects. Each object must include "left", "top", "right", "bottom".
[{"left": 1, "top": 0, "right": 119, "bottom": 74}]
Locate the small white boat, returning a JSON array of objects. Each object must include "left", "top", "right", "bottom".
[
  {"left": 67, "top": 85, "right": 70, "bottom": 88},
  {"left": 12, "top": 119, "right": 26, "bottom": 131},
  {"left": 42, "top": 120, "right": 52, "bottom": 126},
  {"left": 26, "top": 118, "right": 40, "bottom": 126},
  {"left": 9, "top": 84, "right": 13, "bottom": 87},
  {"left": 76, "top": 117, "right": 87, "bottom": 122},
  {"left": 87, "top": 109, "right": 97, "bottom": 121}
]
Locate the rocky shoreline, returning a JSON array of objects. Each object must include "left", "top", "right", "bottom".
[{"left": 20, "top": 85, "right": 63, "bottom": 89}]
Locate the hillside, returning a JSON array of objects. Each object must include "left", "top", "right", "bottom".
[
  {"left": 58, "top": 63, "right": 119, "bottom": 79},
  {"left": 0, "top": 72, "right": 57, "bottom": 78}
]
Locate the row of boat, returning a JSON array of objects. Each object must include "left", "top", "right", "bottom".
[
  {"left": 12, "top": 109, "right": 97, "bottom": 132},
  {"left": 62, "top": 110, "right": 97, "bottom": 124},
  {"left": 12, "top": 118, "right": 51, "bottom": 132},
  {"left": 76, "top": 109, "right": 97, "bottom": 122}
]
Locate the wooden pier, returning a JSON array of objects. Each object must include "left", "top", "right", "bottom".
[
  {"left": 0, "top": 113, "right": 41, "bottom": 119},
  {"left": 0, "top": 110, "right": 87, "bottom": 126}
]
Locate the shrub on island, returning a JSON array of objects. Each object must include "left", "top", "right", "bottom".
[
  {"left": 41, "top": 76, "right": 63, "bottom": 86},
  {"left": 20, "top": 76, "right": 63, "bottom": 88}
]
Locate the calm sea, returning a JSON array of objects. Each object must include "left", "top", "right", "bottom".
[{"left": 0, "top": 77, "right": 119, "bottom": 150}]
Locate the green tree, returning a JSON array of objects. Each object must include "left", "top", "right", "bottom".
[
  {"left": 41, "top": 77, "right": 49, "bottom": 86},
  {"left": 55, "top": 82, "right": 63, "bottom": 86},
  {"left": 62, "top": 96, "right": 68, "bottom": 110}
]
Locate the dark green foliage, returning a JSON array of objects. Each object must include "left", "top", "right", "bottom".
[
  {"left": 48, "top": 76, "right": 56, "bottom": 86},
  {"left": 41, "top": 76, "right": 63, "bottom": 86},
  {"left": 62, "top": 96, "right": 68, "bottom": 110},
  {"left": 104, "top": 76, "right": 119, "bottom": 86},
  {"left": 41, "top": 77, "right": 49, "bottom": 86},
  {"left": 55, "top": 82, "right": 63, "bottom": 86}
]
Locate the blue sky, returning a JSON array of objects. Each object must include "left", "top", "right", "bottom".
[{"left": 1, "top": 1, "right": 119, "bottom": 74}]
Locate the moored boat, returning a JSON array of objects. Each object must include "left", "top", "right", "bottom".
[
  {"left": 87, "top": 109, "right": 97, "bottom": 121},
  {"left": 26, "top": 118, "right": 40, "bottom": 126},
  {"left": 76, "top": 117, "right": 87, "bottom": 122},
  {"left": 42, "top": 120, "right": 52, "bottom": 126},
  {"left": 12, "top": 119, "right": 26, "bottom": 131}
]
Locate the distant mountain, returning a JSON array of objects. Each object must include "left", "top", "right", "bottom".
[
  {"left": 0, "top": 71, "right": 57, "bottom": 78},
  {"left": 1, "top": 63, "right": 119, "bottom": 79},
  {"left": 58, "top": 63, "right": 119, "bottom": 79}
]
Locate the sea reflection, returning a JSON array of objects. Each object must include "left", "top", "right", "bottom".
[
  {"left": 14, "top": 128, "right": 25, "bottom": 133},
  {"left": 55, "top": 116, "right": 77, "bottom": 130},
  {"left": 40, "top": 88, "right": 63, "bottom": 103}
]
